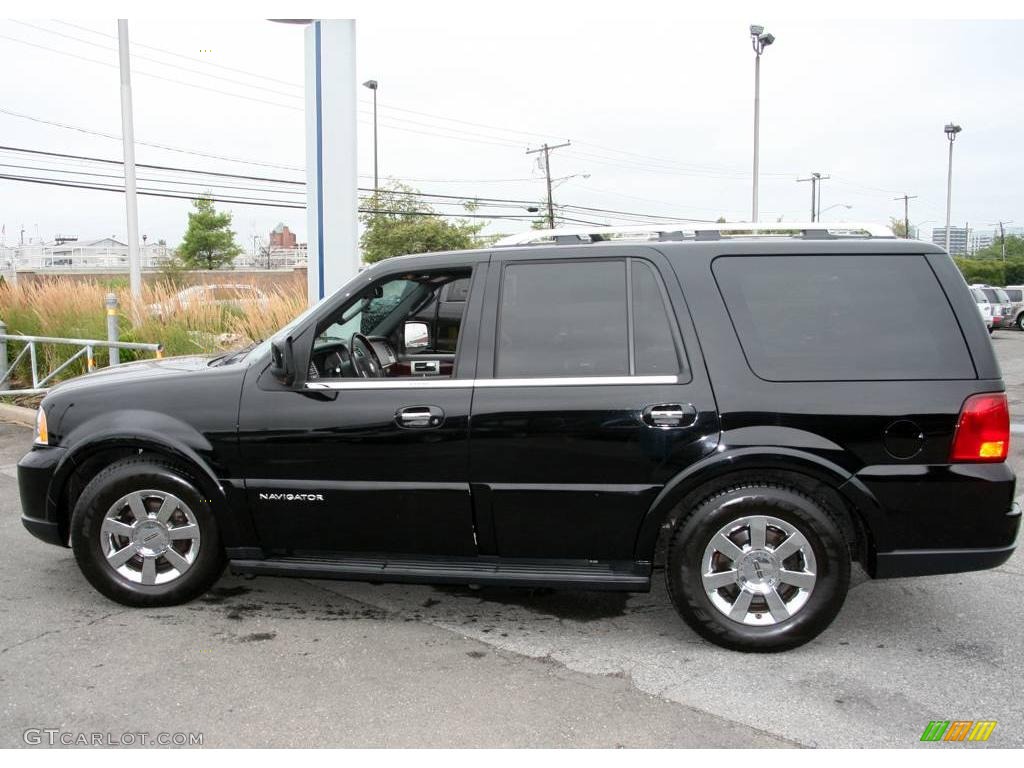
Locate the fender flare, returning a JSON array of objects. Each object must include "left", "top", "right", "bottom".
[{"left": 632, "top": 446, "right": 881, "bottom": 561}]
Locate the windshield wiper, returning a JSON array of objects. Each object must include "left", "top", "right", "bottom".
[{"left": 211, "top": 340, "right": 261, "bottom": 366}]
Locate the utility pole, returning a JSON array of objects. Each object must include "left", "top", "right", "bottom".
[
  {"left": 893, "top": 194, "right": 918, "bottom": 238},
  {"left": 797, "top": 172, "right": 828, "bottom": 222},
  {"left": 117, "top": 20, "right": 142, "bottom": 298},
  {"left": 991, "top": 220, "right": 1014, "bottom": 261},
  {"left": 526, "top": 141, "right": 571, "bottom": 229}
]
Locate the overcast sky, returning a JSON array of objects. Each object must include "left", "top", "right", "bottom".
[{"left": 1, "top": 7, "right": 1022, "bottom": 250}]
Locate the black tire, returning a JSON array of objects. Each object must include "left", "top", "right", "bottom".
[
  {"left": 666, "top": 482, "right": 850, "bottom": 652},
  {"left": 70, "top": 456, "right": 225, "bottom": 607},
  {"left": 1017, "top": 314, "right": 1024, "bottom": 331}
]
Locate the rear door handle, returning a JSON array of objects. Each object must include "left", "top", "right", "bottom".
[
  {"left": 642, "top": 403, "right": 697, "bottom": 428},
  {"left": 396, "top": 405, "right": 445, "bottom": 428}
]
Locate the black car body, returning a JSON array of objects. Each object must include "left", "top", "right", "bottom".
[{"left": 18, "top": 229, "right": 1020, "bottom": 651}]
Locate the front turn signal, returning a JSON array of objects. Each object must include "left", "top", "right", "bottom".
[{"left": 34, "top": 408, "right": 48, "bottom": 446}]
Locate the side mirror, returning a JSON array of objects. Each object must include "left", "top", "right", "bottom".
[
  {"left": 269, "top": 335, "right": 296, "bottom": 385},
  {"left": 404, "top": 321, "right": 430, "bottom": 351}
]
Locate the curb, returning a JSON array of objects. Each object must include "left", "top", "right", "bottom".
[{"left": 0, "top": 401, "right": 36, "bottom": 428}]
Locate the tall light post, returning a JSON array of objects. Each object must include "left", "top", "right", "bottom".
[
  {"left": 363, "top": 79, "right": 379, "bottom": 191},
  {"left": 117, "top": 19, "right": 141, "bottom": 298},
  {"left": 943, "top": 122, "right": 962, "bottom": 253},
  {"left": 750, "top": 24, "right": 775, "bottom": 222}
]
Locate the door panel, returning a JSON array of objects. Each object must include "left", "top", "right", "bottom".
[
  {"left": 470, "top": 381, "right": 718, "bottom": 559},
  {"left": 469, "top": 247, "right": 719, "bottom": 561},
  {"left": 237, "top": 259, "right": 488, "bottom": 558},
  {"left": 239, "top": 383, "right": 476, "bottom": 555}
]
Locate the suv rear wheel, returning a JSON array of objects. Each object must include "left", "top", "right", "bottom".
[
  {"left": 70, "top": 456, "right": 225, "bottom": 607},
  {"left": 666, "top": 483, "right": 850, "bottom": 652}
]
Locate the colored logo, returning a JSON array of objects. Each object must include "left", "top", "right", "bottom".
[{"left": 920, "top": 721, "right": 997, "bottom": 743}]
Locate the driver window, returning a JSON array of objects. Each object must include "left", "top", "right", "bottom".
[{"left": 309, "top": 270, "right": 471, "bottom": 381}]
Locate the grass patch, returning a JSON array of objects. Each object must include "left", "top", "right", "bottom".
[{"left": 1, "top": 278, "right": 306, "bottom": 389}]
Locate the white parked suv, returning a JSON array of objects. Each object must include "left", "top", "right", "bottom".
[{"left": 971, "top": 287, "right": 994, "bottom": 332}]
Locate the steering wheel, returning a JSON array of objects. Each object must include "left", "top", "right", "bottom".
[{"left": 350, "top": 333, "right": 385, "bottom": 378}]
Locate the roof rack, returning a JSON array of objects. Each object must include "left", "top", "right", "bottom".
[{"left": 494, "top": 221, "right": 896, "bottom": 246}]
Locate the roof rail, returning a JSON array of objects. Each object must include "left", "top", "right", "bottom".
[{"left": 494, "top": 222, "right": 897, "bottom": 247}]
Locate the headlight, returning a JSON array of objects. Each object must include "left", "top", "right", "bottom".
[{"left": 34, "top": 408, "right": 48, "bottom": 446}]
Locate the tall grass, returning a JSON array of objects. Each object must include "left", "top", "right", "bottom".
[{"left": 0, "top": 278, "right": 306, "bottom": 388}]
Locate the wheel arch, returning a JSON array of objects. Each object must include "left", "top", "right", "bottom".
[
  {"left": 634, "top": 447, "right": 877, "bottom": 566},
  {"left": 48, "top": 424, "right": 234, "bottom": 547}
]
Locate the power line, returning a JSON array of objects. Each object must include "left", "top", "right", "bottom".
[
  {"left": 11, "top": 21, "right": 304, "bottom": 101},
  {"left": 0, "top": 145, "right": 720, "bottom": 226},
  {"left": 0, "top": 106, "right": 305, "bottom": 171},
  {"left": 52, "top": 20, "right": 304, "bottom": 88},
  {"left": 0, "top": 172, "right": 547, "bottom": 220},
  {"left": 0, "top": 33, "right": 303, "bottom": 111},
  {"left": 0, "top": 145, "right": 304, "bottom": 184}
]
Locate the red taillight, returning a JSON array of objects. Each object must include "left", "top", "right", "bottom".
[{"left": 950, "top": 393, "right": 1010, "bottom": 462}]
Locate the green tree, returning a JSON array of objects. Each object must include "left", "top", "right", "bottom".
[
  {"left": 178, "top": 196, "right": 242, "bottom": 270},
  {"left": 953, "top": 257, "right": 1004, "bottom": 285},
  {"left": 360, "top": 182, "right": 486, "bottom": 264}
]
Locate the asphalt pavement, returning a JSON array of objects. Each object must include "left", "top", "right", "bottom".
[{"left": 2, "top": 331, "right": 1024, "bottom": 748}]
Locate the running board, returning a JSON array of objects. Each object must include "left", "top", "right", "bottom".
[{"left": 229, "top": 555, "right": 652, "bottom": 591}]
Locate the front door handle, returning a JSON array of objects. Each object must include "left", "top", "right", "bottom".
[
  {"left": 396, "top": 405, "right": 445, "bottom": 428},
  {"left": 642, "top": 403, "right": 697, "bottom": 428}
]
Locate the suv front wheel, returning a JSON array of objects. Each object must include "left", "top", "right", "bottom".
[
  {"left": 666, "top": 483, "right": 850, "bottom": 652},
  {"left": 70, "top": 456, "right": 225, "bottom": 607}
]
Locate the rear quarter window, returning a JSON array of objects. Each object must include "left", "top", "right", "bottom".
[{"left": 712, "top": 254, "right": 975, "bottom": 381}]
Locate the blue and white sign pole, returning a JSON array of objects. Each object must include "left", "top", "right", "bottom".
[{"left": 304, "top": 20, "right": 360, "bottom": 306}]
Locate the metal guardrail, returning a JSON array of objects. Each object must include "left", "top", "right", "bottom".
[{"left": 0, "top": 293, "right": 163, "bottom": 396}]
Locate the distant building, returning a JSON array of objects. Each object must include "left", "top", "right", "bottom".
[
  {"left": 932, "top": 227, "right": 970, "bottom": 256},
  {"left": 971, "top": 231, "right": 994, "bottom": 254},
  {"left": 270, "top": 223, "right": 297, "bottom": 249}
]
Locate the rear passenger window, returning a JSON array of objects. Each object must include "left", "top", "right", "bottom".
[
  {"left": 497, "top": 260, "right": 629, "bottom": 377},
  {"left": 496, "top": 258, "right": 686, "bottom": 379},
  {"left": 632, "top": 260, "right": 681, "bottom": 375},
  {"left": 713, "top": 255, "right": 975, "bottom": 381}
]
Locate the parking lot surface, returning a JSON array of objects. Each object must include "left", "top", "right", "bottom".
[{"left": 3, "top": 331, "right": 1024, "bottom": 748}]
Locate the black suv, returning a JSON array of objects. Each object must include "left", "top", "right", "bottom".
[{"left": 18, "top": 224, "right": 1020, "bottom": 651}]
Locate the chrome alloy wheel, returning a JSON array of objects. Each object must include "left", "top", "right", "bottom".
[
  {"left": 100, "top": 490, "right": 200, "bottom": 586},
  {"left": 701, "top": 514, "right": 817, "bottom": 626}
]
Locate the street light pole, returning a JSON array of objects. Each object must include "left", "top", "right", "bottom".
[
  {"left": 944, "top": 122, "right": 962, "bottom": 253},
  {"left": 363, "top": 80, "right": 379, "bottom": 191},
  {"left": 750, "top": 25, "right": 774, "bottom": 222}
]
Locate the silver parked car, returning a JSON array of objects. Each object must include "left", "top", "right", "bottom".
[{"left": 1003, "top": 285, "right": 1024, "bottom": 330}]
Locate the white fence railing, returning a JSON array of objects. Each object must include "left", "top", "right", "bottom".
[{"left": 0, "top": 307, "right": 163, "bottom": 396}]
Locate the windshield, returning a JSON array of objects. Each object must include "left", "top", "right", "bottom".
[
  {"left": 981, "top": 288, "right": 999, "bottom": 303},
  {"left": 994, "top": 288, "right": 1011, "bottom": 303}
]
